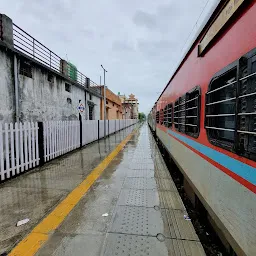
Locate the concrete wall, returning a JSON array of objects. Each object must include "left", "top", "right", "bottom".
[
  {"left": 0, "top": 47, "right": 101, "bottom": 123},
  {"left": 0, "top": 48, "right": 14, "bottom": 123}
]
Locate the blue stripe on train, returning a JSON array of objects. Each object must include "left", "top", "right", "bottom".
[{"left": 167, "top": 130, "right": 256, "bottom": 185}]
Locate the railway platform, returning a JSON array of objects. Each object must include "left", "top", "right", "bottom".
[{"left": 5, "top": 124, "right": 206, "bottom": 256}]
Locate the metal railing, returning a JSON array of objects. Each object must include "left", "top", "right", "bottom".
[{"left": 11, "top": 23, "right": 101, "bottom": 95}]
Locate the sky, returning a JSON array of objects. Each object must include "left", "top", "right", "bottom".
[{"left": 2, "top": 0, "right": 219, "bottom": 114}]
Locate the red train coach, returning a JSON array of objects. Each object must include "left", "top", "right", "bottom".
[{"left": 151, "top": 1, "right": 256, "bottom": 255}]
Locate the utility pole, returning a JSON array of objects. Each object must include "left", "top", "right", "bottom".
[{"left": 101, "top": 65, "right": 107, "bottom": 138}]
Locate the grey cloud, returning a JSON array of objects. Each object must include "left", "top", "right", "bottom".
[
  {"left": 133, "top": 10, "right": 157, "bottom": 29},
  {"left": 2, "top": 0, "right": 217, "bottom": 114},
  {"left": 137, "top": 39, "right": 176, "bottom": 59},
  {"left": 112, "top": 40, "right": 135, "bottom": 52}
]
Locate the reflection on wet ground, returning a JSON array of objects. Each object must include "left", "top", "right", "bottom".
[
  {"left": 0, "top": 126, "right": 135, "bottom": 254},
  {"left": 35, "top": 124, "right": 205, "bottom": 256}
]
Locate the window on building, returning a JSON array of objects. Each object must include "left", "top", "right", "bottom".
[
  {"left": 156, "top": 111, "right": 160, "bottom": 124},
  {"left": 206, "top": 54, "right": 256, "bottom": 160},
  {"left": 20, "top": 60, "right": 32, "bottom": 78},
  {"left": 65, "top": 83, "right": 71, "bottom": 92},
  {"left": 48, "top": 73, "right": 54, "bottom": 84},
  {"left": 89, "top": 105, "right": 94, "bottom": 120},
  {"left": 67, "top": 98, "right": 72, "bottom": 104}
]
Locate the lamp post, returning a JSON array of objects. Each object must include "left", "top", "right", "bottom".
[{"left": 101, "top": 65, "right": 107, "bottom": 138}]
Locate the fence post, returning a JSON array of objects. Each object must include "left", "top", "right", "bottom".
[
  {"left": 79, "top": 114, "right": 82, "bottom": 148},
  {"left": 108, "top": 120, "right": 110, "bottom": 137},
  {"left": 98, "top": 120, "right": 100, "bottom": 140},
  {"left": 38, "top": 122, "right": 45, "bottom": 166}
]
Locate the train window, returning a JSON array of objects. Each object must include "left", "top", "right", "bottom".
[
  {"left": 205, "top": 52, "right": 256, "bottom": 160},
  {"left": 156, "top": 111, "right": 159, "bottom": 124},
  {"left": 186, "top": 86, "right": 201, "bottom": 137},
  {"left": 165, "top": 106, "right": 169, "bottom": 127},
  {"left": 205, "top": 69, "right": 236, "bottom": 151},
  {"left": 174, "top": 100, "right": 179, "bottom": 130},
  {"left": 174, "top": 96, "right": 186, "bottom": 133},
  {"left": 238, "top": 55, "right": 256, "bottom": 160},
  {"left": 174, "top": 87, "right": 200, "bottom": 137},
  {"left": 167, "top": 104, "right": 173, "bottom": 128},
  {"left": 160, "top": 109, "right": 164, "bottom": 125}
]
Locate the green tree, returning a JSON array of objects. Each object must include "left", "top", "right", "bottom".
[{"left": 138, "top": 112, "right": 146, "bottom": 121}]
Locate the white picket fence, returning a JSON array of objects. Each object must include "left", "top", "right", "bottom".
[
  {"left": 44, "top": 121, "right": 80, "bottom": 162},
  {"left": 82, "top": 120, "right": 98, "bottom": 145},
  {"left": 0, "top": 122, "right": 39, "bottom": 181},
  {"left": 0, "top": 119, "right": 137, "bottom": 181}
]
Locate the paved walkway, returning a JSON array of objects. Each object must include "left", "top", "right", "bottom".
[
  {"left": 3, "top": 124, "right": 206, "bottom": 256},
  {"left": 0, "top": 125, "right": 135, "bottom": 255}
]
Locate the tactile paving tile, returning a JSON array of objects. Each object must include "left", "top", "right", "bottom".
[
  {"left": 103, "top": 234, "right": 206, "bottom": 256},
  {"left": 155, "top": 178, "right": 177, "bottom": 191},
  {"left": 109, "top": 206, "right": 170, "bottom": 237},
  {"left": 159, "top": 191, "right": 185, "bottom": 210},
  {"left": 131, "top": 158, "right": 154, "bottom": 165},
  {"left": 164, "top": 209, "right": 200, "bottom": 241},
  {"left": 129, "top": 162, "right": 155, "bottom": 170},
  {"left": 126, "top": 169, "right": 155, "bottom": 178},
  {"left": 123, "top": 178, "right": 157, "bottom": 190},
  {"left": 117, "top": 189, "right": 159, "bottom": 207}
]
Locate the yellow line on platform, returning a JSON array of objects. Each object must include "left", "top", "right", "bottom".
[{"left": 9, "top": 130, "right": 136, "bottom": 256}]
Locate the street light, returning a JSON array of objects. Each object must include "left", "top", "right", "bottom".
[{"left": 101, "top": 65, "right": 107, "bottom": 138}]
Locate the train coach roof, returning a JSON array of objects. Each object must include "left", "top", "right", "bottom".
[{"left": 156, "top": 0, "right": 222, "bottom": 103}]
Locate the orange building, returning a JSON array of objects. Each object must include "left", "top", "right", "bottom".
[{"left": 98, "top": 86, "right": 123, "bottom": 120}]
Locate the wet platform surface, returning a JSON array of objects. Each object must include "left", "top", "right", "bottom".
[
  {"left": 2, "top": 124, "right": 206, "bottom": 256},
  {"left": 0, "top": 126, "right": 134, "bottom": 254}
]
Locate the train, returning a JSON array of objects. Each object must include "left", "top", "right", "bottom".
[{"left": 148, "top": 1, "right": 256, "bottom": 255}]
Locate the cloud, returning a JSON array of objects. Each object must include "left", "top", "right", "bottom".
[
  {"left": 133, "top": 10, "right": 157, "bottom": 29},
  {"left": 112, "top": 40, "right": 135, "bottom": 52},
  {"left": 1, "top": 0, "right": 219, "bottom": 114}
]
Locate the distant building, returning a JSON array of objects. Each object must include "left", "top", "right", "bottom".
[
  {"left": 119, "top": 94, "right": 139, "bottom": 119},
  {"left": 96, "top": 86, "right": 123, "bottom": 120}
]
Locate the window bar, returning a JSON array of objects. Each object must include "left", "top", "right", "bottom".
[
  {"left": 186, "top": 106, "right": 198, "bottom": 111},
  {"left": 186, "top": 96, "right": 198, "bottom": 104},
  {"left": 186, "top": 115, "right": 197, "bottom": 118},
  {"left": 206, "top": 80, "right": 236, "bottom": 95},
  {"left": 238, "top": 91, "right": 256, "bottom": 99},
  {"left": 239, "top": 71, "right": 256, "bottom": 81},
  {"left": 237, "top": 130, "right": 256, "bottom": 136},
  {"left": 185, "top": 124, "right": 197, "bottom": 127},
  {"left": 205, "top": 126, "right": 235, "bottom": 132},
  {"left": 238, "top": 112, "right": 256, "bottom": 116},
  {"left": 206, "top": 97, "right": 236, "bottom": 106},
  {"left": 206, "top": 113, "right": 235, "bottom": 117}
]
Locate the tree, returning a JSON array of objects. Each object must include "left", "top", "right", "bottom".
[{"left": 138, "top": 112, "right": 146, "bottom": 121}]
